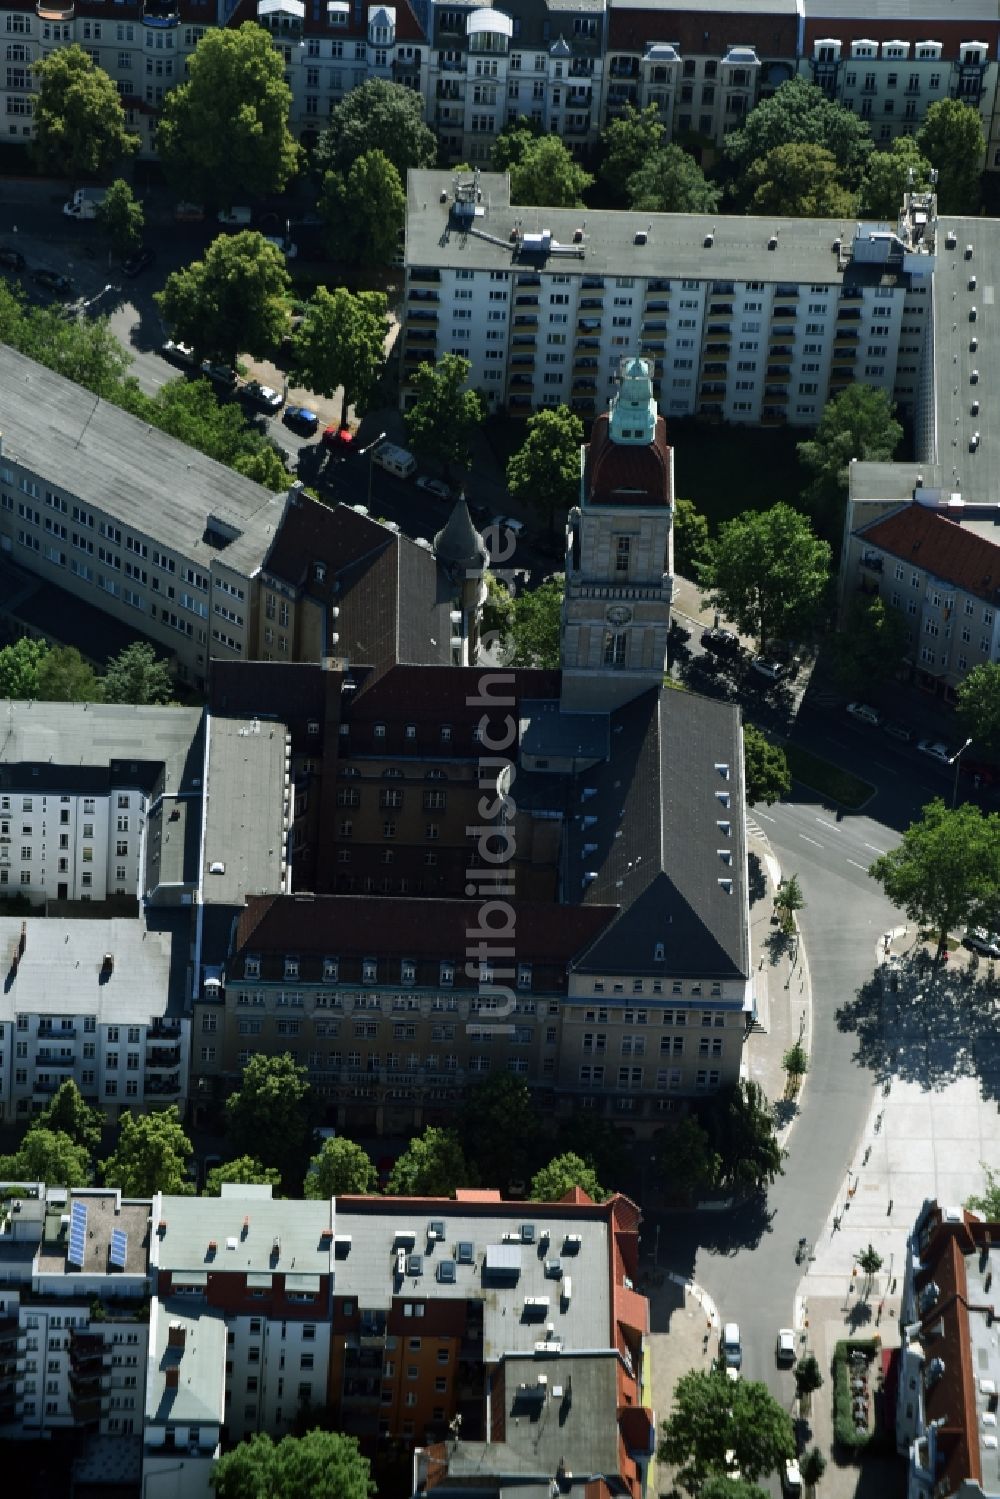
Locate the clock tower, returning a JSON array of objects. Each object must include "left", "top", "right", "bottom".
[{"left": 560, "top": 355, "right": 674, "bottom": 714}]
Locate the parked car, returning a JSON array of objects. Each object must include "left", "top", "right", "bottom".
[
  {"left": 283, "top": 404, "right": 319, "bottom": 435},
  {"left": 122, "top": 246, "right": 156, "bottom": 277},
  {"left": 721, "top": 1322, "right": 742, "bottom": 1369},
  {"left": 242, "top": 379, "right": 283, "bottom": 413},
  {"left": 701, "top": 627, "right": 741, "bottom": 659},
  {"left": 846, "top": 701, "right": 881, "bottom": 726},
  {"left": 751, "top": 657, "right": 785, "bottom": 682},
  {"left": 160, "top": 339, "right": 196, "bottom": 367},
  {"left": 321, "top": 425, "right": 354, "bottom": 453},
  {"left": 0, "top": 247, "right": 25, "bottom": 272},
  {"left": 882, "top": 720, "right": 914, "bottom": 743},
  {"left": 32, "top": 268, "right": 73, "bottom": 295},
  {"left": 917, "top": 739, "right": 952, "bottom": 764},
  {"left": 964, "top": 928, "right": 1000, "bottom": 958},
  {"left": 415, "top": 476, "right": 451, "bottom": 500},
  {"left": 783, "top": 1457, "right": 803, "bottom": 1497},
  {"left": 776, "top": 1328, "right": 796, "bottom": 1365},
  {"left": 199, "top": 360, "right": 237, "bottom": 389}
]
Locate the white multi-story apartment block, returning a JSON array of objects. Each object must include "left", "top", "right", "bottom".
[{"left": 402, "top": 168, "right": 936, "bottom": 423}]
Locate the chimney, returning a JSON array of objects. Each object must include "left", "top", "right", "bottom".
[
  {"left": 242, "top": 1216, "right": 250, "bottom": 1239},
  {"left": 165, "top": 1366, "right": 180, "bottom": 1389},
  {"left": 167, "top": 1323, "right": 187, "bottom": 1350},
  {"left": 18, "top": 921, "right": 26, "bottom": 958},
  {"left": 102, "top": 952, "right": 114, "bottom": 975}
]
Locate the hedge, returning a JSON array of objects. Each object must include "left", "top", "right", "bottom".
[{"left": 832, "top": 1338, "right": 893, "bottom": 1456}]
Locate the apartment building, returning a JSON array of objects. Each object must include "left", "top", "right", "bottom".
[
  {"left": 401, "top": 170, "right": 936, "bottom": 422},
  {"left": 0, "top": 346, "right": 288, "bottom": 690},
  {"left": 896, "top": 1199, "right": 1000, "bottom": 1499},
  {"left": 0, "top": 1186, "right": 152, "bottom": 1440}
]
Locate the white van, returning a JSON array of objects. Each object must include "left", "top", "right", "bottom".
[
  {"left": 373, "top": 443, "right": 417, "bottom": 479},
  {"left": 217, "top": 206, "right": 252, "bottom": 226}
]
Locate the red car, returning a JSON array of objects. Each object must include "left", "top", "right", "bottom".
[{"left": 322, "top": 426, "right": 354, "bottom": 454}]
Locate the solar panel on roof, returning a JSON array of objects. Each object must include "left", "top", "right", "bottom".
[
  {"left": 68, "top": 1201, "right": 88, "bottom": 1267},
  {"left": 109, "top": 1229, "right": 128, "bottom": 1269}
]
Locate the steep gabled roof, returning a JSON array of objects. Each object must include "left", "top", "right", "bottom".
[{"left": 858, "top": 502, "right": 1000, "bottom": 606}]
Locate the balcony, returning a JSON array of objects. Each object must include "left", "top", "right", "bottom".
[
  {"left": 408, "top": 307, "right": 438, "bottom": 324},
  {"left": 32, "top": 1079, "right": 59, "bottom": 1095},
  {"left": 511, "top": 334, "right": 536, "bottom": 349},
  {"left": 645, "top": 299, "right": 670, "bottom": 315},
  {"left": 572, "top": 378, "right": 597, "bottom": 394},
  {"left": 509, "top": 394, "right": 533, "bottom": 412},
  {"left": 700, "top": 383, "right": 727, "bottom": 397},
  {"left": 513, "top": 312, "right": 538, "bottom": 328},
  {"left": 609, "top": 60, "right": 639, "bottom": 78},
  {"left": 514, "top": 294, "right": 539, "bottom": 308},
  {"left": 774, "top": 285, "right": 799, "bottom": 298},
  {"left": 510, "top": 353, "right": 535, "bottom": 368},
  {"left": 515, "top": 273, "right": 540, "bottom": 287},
  {"left": 763, "top": 386, "right": 789, "bottom": 400},
  {"left": 567, "top": 88, "right": 591, "bottom": 106},
  {"left": 147, "top": 1045, "right": 181, "bottom": 1069},
  {"left": 573, "top": 357, "right": 599, "bottom": 372},
  {"left": 38, "top": 1025, "right": 75, "bottom": 1039},
  {"left": 570, "top": 58, "right": 593, "bottom": 77},
  {"left": 142, "top": 0, "right": 179, "bottom": 24},
  {"left": 408, "top": 288, "right": 439, "bottom": 304},
  {"left": 148, "top": 1021, "right": 181, "bottom": 1040},
  {"left": 435, "top": 82, "right": 461, "bottom": 100},
  {"left": 833, "top": 330, "right": 859, "bottom": 346},
  {"left": 765, "top": 365, "right": 791, "bottom": 379},
  {"left": 772, "top": 305, "right": 797, "bottom": 320},
  {"left": 570, "top": 397, "right": 596, "bottom": 416},
  {"left": 405, "top": 328, "right": 437, "bottom": 344},
  {"left": 509, "top": 374, "right": 534, "bottom": 390},
  {"left": 409, "top": 267, "right": 440, "bottom": 285},
  {"left": 36, "top": 1053, "right": 77, "bottom": 1068},
  {"left": 703, "top": 362, "right": 728, "bottom": 376},
  {"left": 146, "top": 1074, "right": 181, "bottom": 1096},
  {"left": 704, "top": 341, "right": 730, "bottom": 356},
  {"left": 640, "top": 338, "right": 666, "bottom": 354},
  {"left": 579, "top": 297, "right": 603, "bottom": 311},
  {"left": 708, "top": 301, "right": 733, "bottom": 317}
]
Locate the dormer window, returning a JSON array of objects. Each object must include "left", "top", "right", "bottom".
[
  {"left": 716, "top": 791, "right": 731, "bottom": 808},
  {"left": 323, "top": 957, "right": 339, "bottom": 982},
  {"left": 314, "top": 562, "right": 326, "bottom": 583},
  {"left": 717, "top": 820, "right": 731, "bottom": 836},
  {"left": 363, "top": 959, "right": 377, "bottom": 983},
  {"left": 401, "top": 960, "right": 416, "bottom": 985},
  {"left": 517, "top": 963, "right": 532, "bottom": 990},
  {"left": 715, "top": 762, "right": 730, "bottom": 779},
  {"left": 440, "top": 961, "right": 454, "bottom": 987},
  {"left": 284, "top": 956, "right": 300, "bottom": 979},
  {"left": 245, "top": 956, "right": 260, "bottom": 978}
]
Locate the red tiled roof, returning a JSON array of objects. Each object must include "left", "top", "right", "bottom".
[
  {"left": 860, "top": 503, "right": 1000, "bottom": 606},
  {"left": 586, "top": 414, "right": 672, "bottom": 508}
]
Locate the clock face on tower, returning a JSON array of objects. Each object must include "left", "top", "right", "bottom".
[{"left": 606, "top": 605, "right": 633, "bottom": 626}]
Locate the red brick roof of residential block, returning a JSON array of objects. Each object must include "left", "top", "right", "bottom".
[{"left": 860, "top": 502, "right": 1000, "bottom": 605}]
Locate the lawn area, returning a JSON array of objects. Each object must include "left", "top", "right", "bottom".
[
  {"left": 670, "top": 419, "right": 807, "bottom": 532},
  {"left": 785, "top": 743, "right": 875, "bottom": 812}
]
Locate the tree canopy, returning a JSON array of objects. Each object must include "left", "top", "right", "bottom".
[
  {"left": 0, "top": 638, "right": 101, "bottom": 702},
  {"left": 832, "top": 595, "right": 908, "bottom": 695},
  {"left": 743, "top": 725, "right": 791, "bottom": 807},
  {"left": 96, "top": 179, "right": 145, "bottom": 255},
  {"left": 530, "top": 1152, "right": 607, "bottom": 1203},
  {"left": 102, "top": 1107, "right": 195, "bottom": 1197},
  {"left": 317, "top": 78, "right": 436, "bottom": 181},
  {"left": 0, "top": 637, "right": 54, "bottom": 699},
  {"left": 102, "top": 641, "right": 173, "bottom": 705},
  {"left": 673, "top": 499, "right": 712, "bottom": 580},
  {"left": 482, "top": 573, "right": 516, "bottom": 657},
  {"left": 659, "top": 1366, "right": 796, "bottom": 1493},
  {"left": 798, "top": 384, "right": 902, "bottom": 537},
  {"left": 704, "top": 1080, "right": 785, "bottom": 1196},
  {"left": 459, "top": 1073, "right": 540, "bottom": 1190},
  {"left": 858, "top": 136, "right": 933, "bottom": 219},
  {"left": 869, "top": 798, "right": 1000, "bottom": 963},
  {"left": 627, "top": 145, "right": 721, "bottom": 214},
  {"left": 967, "top": 1164, "right": 1000, "bottom": 1219},
  {"left": 599, "top": 105, "right": 667, "bottom": 198},
  {"left": 492, "top": 120, "right": 543, "bottom": 173},
  {"left": 304, "top": 1137, "right": 378, "bottom": 1199},
  {"left": 204, "top": 1157, "right": 283, "bottom": 1195},
  {"left": 698, "top": 504, "right": 830, "bottom": 652},
  {"left": 225, "top": 1053, "right": 315, "bottom": 1190},
  {"left": 31, "top": 45, "right": 138, "bottom": 179},
  {"left": 506, "top": 405, "right": 583, "bottom": 533},
  {"left": 506, "top": 576, "right": 564, "bottom": 668},
  {"left": 724, "top": 78, "right": 872, "bottom": 182},
  {"left": 291, "top": 286, "right": 387, "bottom": 429},
  {"left": 958, "top": 662, "right": 1000, "bottom": 752},
  {"left": 509, "top": 137, "right": 594, "bottom": 207},
  {"left": 124, "top": 376, "right": 290, "bottom": 492},
  {"left": 746, "top": 143, "right": 855, "bottom": 217},
  {"left": 917, "top": 97, "right": 985, "bottom": 214},
  {"left": 0, "top": 1128, "right": 92, "bottom": 1189},
  {"left": 319, "top": 151, "right": 405, "bottom": 265},
  {"left": 405, "top": 354, "right": 485, "bottom": 474},
  {"left": 386, "top": 1126, "right": 471, "bottom": 1197},
  {"left": 210, "top": 1429, "right": 374, "bottom": 1499},
  {"left": 156, "top": 231, "right": 291, "bottom": 368},
  {"left": 157, "top": 23, "right": 299, "bottom": 207},
  {"left": 655, "top": 1116, "right": 721, "bottom": 1204},
  {"left": 35, "top": 1079, "right": 104, "bottom": 1158}
]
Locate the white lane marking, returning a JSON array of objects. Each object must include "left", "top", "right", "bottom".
[
  {"left": 799, "top": 834, "right": 823, "bottom": 848},
  {"left": 863, "top": 842, "right": 886, "bottom": 855},
  {"left": 815, "top": 818, "right": 839, "bottom": 831},
  {"left": 846, "top": 859, "right": 868, "bottom": 871},
  {"left": 757, "top": 812, "right": 776, "bottom": 823},
  {"left": 871, "top": 761, "right": 898, "bottom": 774}
]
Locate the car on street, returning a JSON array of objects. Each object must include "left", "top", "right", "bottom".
[
  {"left": 964, "top": 928, "right": 1000, "bottom": 958},
  {"left": 32, "top": 269, "right": 73, "bottom": 295},
  {"left": 415, "top": 476, "right": 451, "bottom": 500},
  {"left": 721, "top": 1322, "right": 742, "bottom": 1369},
  {"left": 161, "top": 339, "right": 196, "bottom": 367},
  {"left": 751, "top": 657, "right": 785, "bottom": 682},
  {"left": 701, "top": 627, "right": 741, "bottom": 659},
  {"left": 724, "top": 1365, "right": 739, "bottom": 1383},
  {"left": 776, "top": 1328, "right": 796, "bottom": 1364},
  {"left": 783, "top": 1457, "right": 802, "bottom": 1496},
  {"left": 846, "top": 702, "right": 881, "bottom": 726},
  {"left": 0, "top": 247, "right": 25, "bottom": 272},
  {"left": 199, "top": 360, "right": 237, "bottom": 389},
  {"left": 882, "top": 719, "right": 914, "bottom": 743},
  {"left": 122, "top": 247, "right": 156, "bottom": 277},
  {"left": 321, "top": 425, "right": 355, "bottom": 453},
  {"left": 242, "top": 379, "right": 284, "bottom": 413},
  {"left": 283, "top": 404, "right": 319, "bottom": 436},
  {"left": 918, "top": 739, "right": 952, "bottom": 764}
]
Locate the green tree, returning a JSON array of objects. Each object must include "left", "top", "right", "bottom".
[
  {"left": 743, "top": 726, "right": 791, "bottom": 807},
  {"left": 858, "top": 136, "right": 933, "bottom": 219},
  {"left": 507, "top": 576, "right": 563, "bottom": 668},
  {"left": 36, "top": 646, "right": 100, "bottom": 702},
  {"left": 869, "top": 798, "right": 1000, "bottom": 964},
  {"left": 506, "top": 405, "right": 583, "bottom": 533},
  {"left": 917, "top": 97, "right": 985, "bottom": 214},
  {"left": 157, "top": 23, "right": 299, "bottom": 207},
  {"left": 481, "top": 572, "right": 515, "bottom": 657},
  {"left": 700, "top": 1480, "right": 769, "bottom": 1499},
  {"left": 958, "top": 662, "right": 1000, "bottom": 753},
  {"left": 628, "top": 145, "right": 722, "bottom": 213},
  {"left": 96, "top": 178, "right": 145, "bottom": 256},
  {"left": 774, "top": 873, "right": 805, "bottom": 934},
  {"left": 699, "top": 504, "right": 830, "bottom": 654},
  {"left": 509, "top": 137, "right": 594, "bottom": 208},
  {"left": 746, "top": 143, "right": 856, "bottom": 217},
  {"left": 405, "top": 354, "right": 485, "bottom": 476},
  {"left": 35, "top": 1080, "right": 104, "bottom": 1157},
  {"left": 20, "top": 304, "right": 133, "bottom": 398},
  {"left": 555, "top": 1113, "right": 628, "bottom": 1189},
  {"left": 655, "top": 1116, "right": 720, "bottom": 1203},
  {"left": 600, "top": 105, "right": 666, "bottom": 198},
  {"left": 211, "top": 1429, "right": 374, "bottom": 1499},
  {"left": 530, "top": 1152, "right": 607, "bottom": 1203},
  {"left": 226, "top": 1054, "right": 315, "bottom": 1190},
  {"left": 967, "top": 1163, "right": 1000, "bottom": 1218},
  {"left": 706, "top": 1080, "right": 785, "bottom": 1195},
  {"left": 492, "top": 120, "right": 542, "bottom": 173},
  {"left": 319, "top": 151, "right": 405, "bottom": 265},
  {"left": 31, "top": 45, "right": 138, "bottom": 178},
  {"left": 855, "top": 1242, "right": 883, "bottom": 1297},
  {"left": 783, "top": 1042, "right": 809, "bottom": 1081},
  {"left": 674, "top": 498, "right": 712, "bottom": 579},
  {"left": 0, "top": 1128, "right": 92, "bottom": 1188},
  {"left": 101, "top": 641, "right": 172, "bottom": 705},
  {"left": 102, "top": 1107, "right": 194, "bottom": 1197},
  {"left": 291, "top": 287, "right": 387, "bottom": 430},
  {"left": 386, "top": 1126, "right": 470, "bottom": 1197},
  {"left": 132, "top": 377, "right": 289, "bottom": 492},
  {"left": 156, "top": 231, "right": 291, "bottom": 368},
  {"left": 458, "top": 1073, "right": 539, "bottom": 1190},
  {"left": 801, "top": 1448, "right": 827, "bottom": 1489},
  {"left": 317, "top": 78, "right": 436, "bottom": 181},
  {"left": 0, "top": 637, "right": 50, "bottom": 698},
  {"left": 798, "top": 385, "right": 902, "bottom": 533},
  {"left": 832, "top": 595, "right": 908, "bottom": 695},
  {"left": 204, "top": 1157, "right": 282, "bottom": 1195},
  {"left": 659, "top": 1367, "right": 796, "bottom": 1493},
  {"left": 304, "top": 1137, "right": 378, "bottom": 1199},
  {"left": 794, "top": 1354, "right": 823, "bottom": 1400},
  {"left": 724, "top": 77, "right": 872, "bottom": 183}
]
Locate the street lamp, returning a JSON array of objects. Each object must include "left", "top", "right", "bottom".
[
  {"left": 365, "top": 430, "right": 388, "bottom": 510},
  {"left": 949, "top": 736, "right": 973, "bottom": 808}
]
